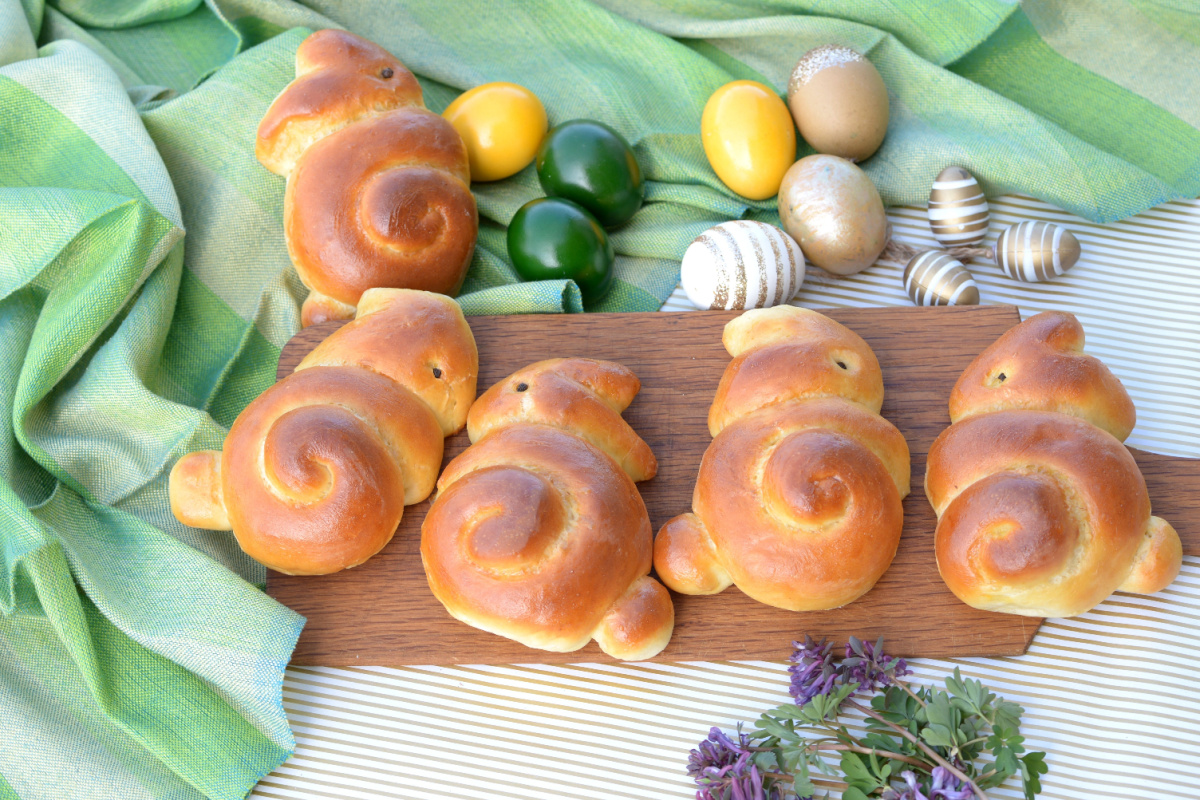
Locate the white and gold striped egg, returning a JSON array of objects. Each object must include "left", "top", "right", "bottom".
[
  {"left": 903, "top": 251, "right": 979, "bottom": 306},
  {"left": 995, "top": 220, "right": 1081, "bottom": 282},
  {"left": 928, "top": 166, "right": 989, "bottom": 246},
  {"left": 681, "top": 220, "right": 806, "bottom": 310}
]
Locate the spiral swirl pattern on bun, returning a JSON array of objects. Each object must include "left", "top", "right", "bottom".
[
  {"left": 257, "top": 30, "right": 477, "bottom": 327},
  {"left": 168, "top": 289, "right": 478, "bottom": 575},
  {"left": 421, "top": 359, "right": 673, "bottom": 661},
  {"left": 654, "top": 306, "right": 910, "bottom": 611},
  {"left": 926, "top": 311, "right": 1181, "bottom": 616}
]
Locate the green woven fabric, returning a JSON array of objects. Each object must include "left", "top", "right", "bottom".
[{"left": 1, "top": 0, "right": 1197, "bottom": 797}]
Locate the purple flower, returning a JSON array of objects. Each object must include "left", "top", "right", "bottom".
[
  {"left": 881, "top": 770, "right": 929, "bottom": 800},
  {"left": 881, "top": 768, "right": 976, "bottom": 800},
  {"left": 842, "top": 636, "right": 911, "bottom": 693},
  {"left": 788, "top": 636, "right": 839, "bottom": 704},
  {"left": 928, "top": 766, "right": 975, "bottom": 800},
  {"left": 687, "top": 726, "right": 750, "bottom": 779},
  {"left": 688, "top": 727, "right": 788, "bottom": 800}
]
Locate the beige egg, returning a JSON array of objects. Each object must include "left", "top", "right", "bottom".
[
  {"left": 928, "top": 166, "right": 989, "bottom": 246},
  {"left": 903, "top": 251, "right": 980, "bottom": 306},
  {"left": 995, "top": 221, "right": 1081, "bottom": 282},
  {"left": 777, "top": 154, "right": 888, "bottom": 276},
  {"left": 787, "top": 45, "right": 889, "bottom": 162},
  {"left": 681, "top": 221, "right": 805, "bottom": 310}
]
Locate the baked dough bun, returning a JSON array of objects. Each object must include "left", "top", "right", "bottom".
[
  {"left": 926, "top": 311, "right": 1181, "bottom": 616},
  {"left": 654, "top": 306, "right": 910, "bottom": 610},
  {"left": 257, "top": 30, "right": 477, "bottom": 326},
  {"left": 169, "top": 289, "right": 477, "bottom": 575},
  {"left": 421, "top": 358, "right": 673, "bottom": 660}
]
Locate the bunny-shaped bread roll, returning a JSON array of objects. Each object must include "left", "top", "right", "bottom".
[
  {"left": 926, "top": 311, "right": 1181, "bottom": 616},
  {"left": 421, "top": 359, "right": 673, "bottom": 661},
  {"left": 257, "top": 30, "right": 477, "bottom": 326},
  {"left": 169, "top": 289, "right": 477, "bottom": 575},
  {"left": 654, "top": 306, "right": 910, "bottom": 611}
]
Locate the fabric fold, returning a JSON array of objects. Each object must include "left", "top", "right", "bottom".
[{"left": 1, "top": 1, "right": 1198, "bottom": 797}]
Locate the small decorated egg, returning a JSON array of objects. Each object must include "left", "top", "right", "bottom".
[
  {"left": 787, "top": 45, "right": 889, "bottom": 162},
  {"left": 994, "top": 221, "right": 1081, "bottom": 282},
  {"left": 903, "top": 251, "right": 980, "bottom": 306},
  {"left": 928, "top": 166, "right": 989, "bottom": 246},
  {"left": 681, "top": 221, "right": 805, "bottom": 310},
  {"left": 443, "top": 82, "right": 548, "bottom": 182},
  {"left": 778, "top": 154, "right": 887, "bottom": 275},
  {"left": 701, "top": 81, "right": 796, "bottom": 200}
]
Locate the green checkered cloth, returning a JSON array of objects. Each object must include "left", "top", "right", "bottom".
[{"left": 1, "top": 0, "right": 1197, "bottom": 797}]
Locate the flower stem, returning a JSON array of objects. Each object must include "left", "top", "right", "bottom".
[
  {"left": 894, "top": 678, "right": 928, "bottom": 709},
  {"left": 846, "top": 699, "right": 990, "bottom": 800},
  {"left": 814, "top": 742, "right": 929, "bottom": 769}
]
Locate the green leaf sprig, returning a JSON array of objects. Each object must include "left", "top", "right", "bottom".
[{"left": 686, "top": 636, "right": 1048, "bottom": 800}]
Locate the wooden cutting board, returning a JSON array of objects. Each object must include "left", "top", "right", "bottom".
[{"left": 267, "top": 305, "right": 1199, "bottom": 665}]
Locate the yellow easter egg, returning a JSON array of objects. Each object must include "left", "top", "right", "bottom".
[
  {"left": 444, "top": 82, "right": 548, "bottom": 182},
  {"left": 701, "top": 80, "right": 796, "bottom": 200}
]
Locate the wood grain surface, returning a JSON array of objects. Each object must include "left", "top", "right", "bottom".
[{"left": 267, "top": 305, "right": 1198, "bottom": 666}]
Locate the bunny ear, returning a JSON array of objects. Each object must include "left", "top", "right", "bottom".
[
  {"left": 256, "top": 30, "right": 423, "bottom": 176},
  {"left": 294, "top": 28, "right": 400, "bottom": 75},
  {"left": 466, "top": 358, "right": 657, "bottom": 483},
  {"left": 298, "top": 289, "right": 478, "bottom": 436},
  {"left": 949, "top": 310, "right": 1136, "bottom": 441},
  {"left": 709, "top": 305, "right": 884, "bottom": 435}
]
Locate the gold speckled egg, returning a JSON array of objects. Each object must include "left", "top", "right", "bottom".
[
  {"left": 995, "top": 221, "right": 1081, "bottom": 282},
  {"left": 903, "top": 251, "right": 980, "bottom": 306},
  {"left": 681, "top": 220, "right": 805, "bottom": 310},
  {"left": 928, "top": 166, "right": 989, "bottom": 246},
  {"left": 701, "top": 80, "right": 797, "bottom": 200},
  {"left": 777, "top": 154, "right": 887, "bottom": 275},
  {"left": 787, "top": 45, "right": 889, "bottom": 162}
]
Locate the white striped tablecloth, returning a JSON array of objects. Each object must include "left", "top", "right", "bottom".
[{"left": 250, "top": 195, "right": 1200, "bottom": 800}]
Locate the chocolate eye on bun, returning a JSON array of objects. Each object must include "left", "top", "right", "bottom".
[{"left": 787, "top": 44, "right": 889, "bottom": 162}]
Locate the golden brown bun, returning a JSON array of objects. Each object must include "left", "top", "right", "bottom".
[
  {"left": 299, "top": 288, "right": 478, "bottom": 436},
  {"left": 256, "top": 29, "right": 423, "bottom": 176},
  {"left": 659, "top": 399, "right": 908, "bottom": 610},
  {"left": 284, "top": 107, "right": 477, "bottom": 304},
  {"left": 655, "top": 306, "right": 909, "bottom": 611},
  {"left": 168, "top": 290, "right": 478, "bottom": 575},
  {"left": 1120, "top": 516, "right": 1182, "bottom": 595},
  {"left": 169, "top": 450, "right": 229, "bottom": 530},
  {"left": 422, "top": 360, "right": 672, "bottom": 660},
  {"left": 466, "top": 358, "right": 656, "bottom": 482},
  {"left": 257, "top": 30, "right": 478, "bottom": 323},
  {"left": 927, "top": 410, "right": 1179, "bottom": 615},
  {"left": 653, "top": 514, "right": 730, "bottom": 595},
  {"left": 950, "top": 310, "right": 1136, "bottom": 440},
  {"left": 709, "top": 305, "right": 883, "bottom": 435},
  {"left": 300, "top": 291, "right": 357, "bottom": 328},
  {"left": 928, "top": 311, "right": 1181, "bottom": 616}
]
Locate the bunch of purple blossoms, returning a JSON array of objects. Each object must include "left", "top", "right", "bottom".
[
  {"left": 881, "top": 767, "right": 975, "bottom": 800},
  {"left": 787, "top": 635, "right": 839, "bottom": 705},
  {"left": 788, "top": 635, "right": 910, "bottom": 705},
  {"left": 688, "top": 635, "right": 1044, "bottom": 800},
  {"left": 687, "top": 727, "right": 788, "bottom": 800},
  {"left": 841, "top": 636, "right": 912, "bottom": 693}
]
